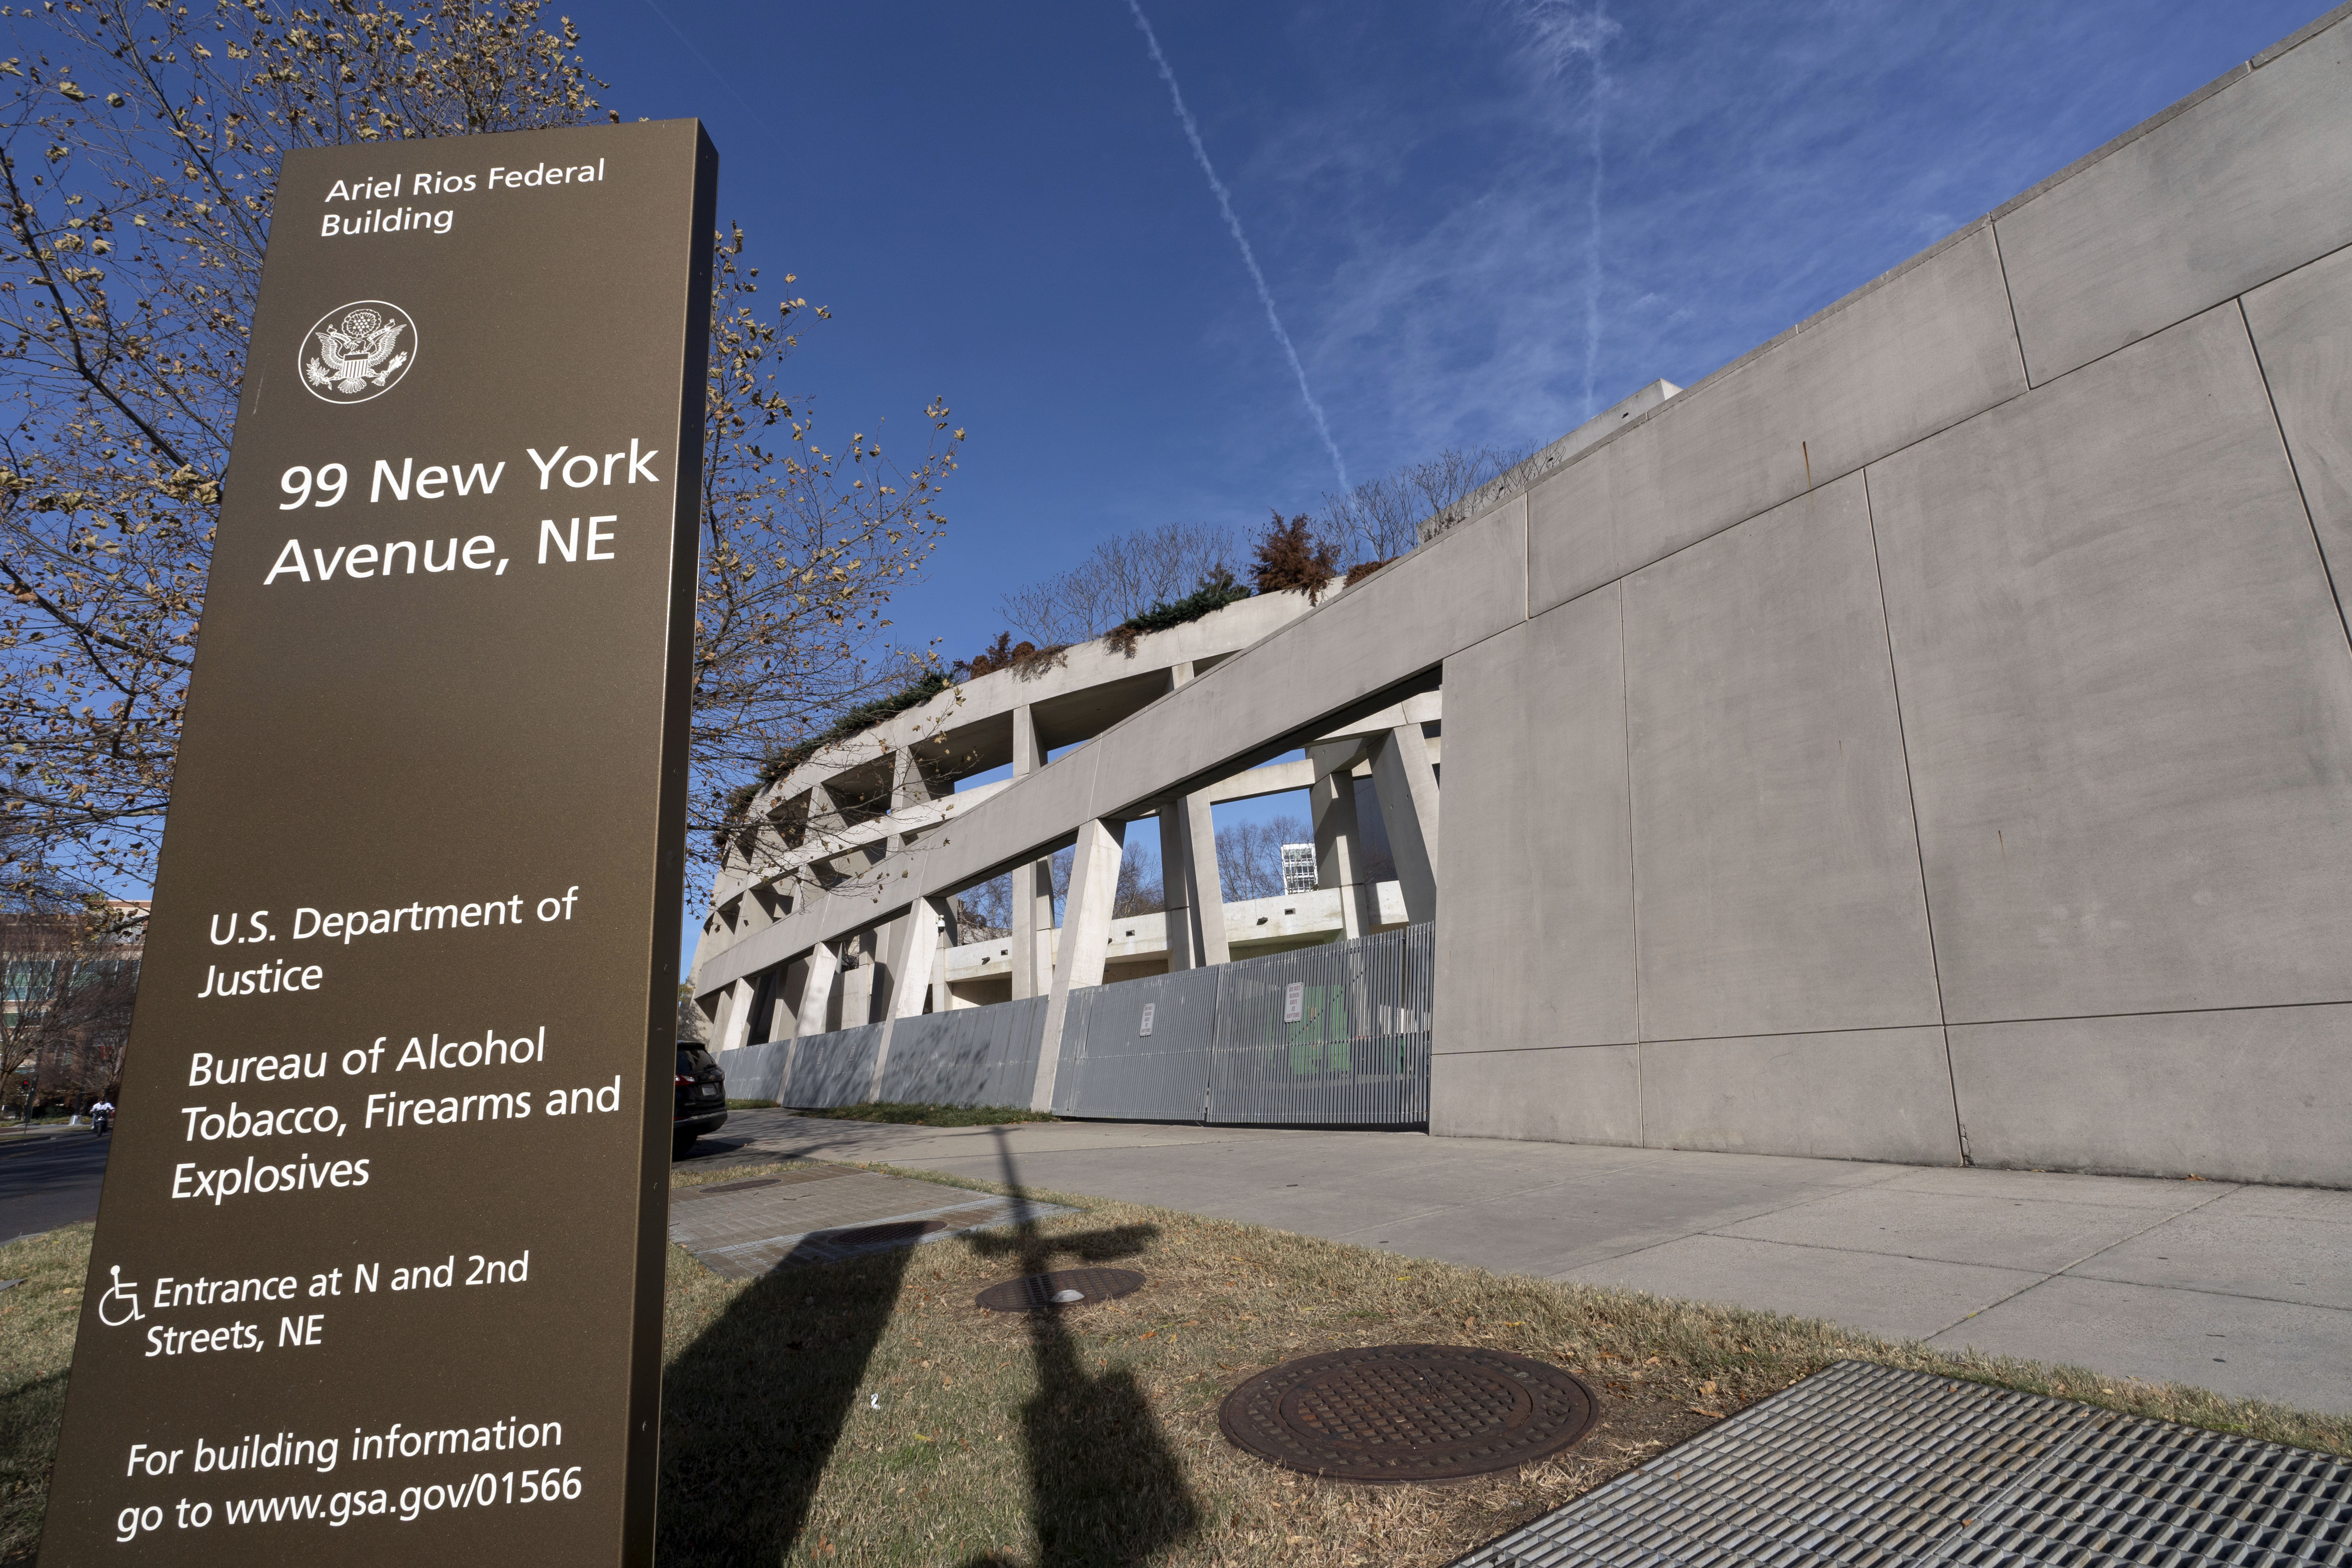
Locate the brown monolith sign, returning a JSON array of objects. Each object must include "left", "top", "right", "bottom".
[{"left": 36, "top": 119, "right": 717, "bottom": 1565}]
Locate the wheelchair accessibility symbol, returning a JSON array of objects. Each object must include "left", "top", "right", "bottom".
[{"left": 97, "top": 1265, "right": 143, "bottom": 1327}]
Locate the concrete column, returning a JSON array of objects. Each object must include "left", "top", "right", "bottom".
[
  {"left": 714, "top": 976, "right": 759, "bottom": 1054},
  {"left": 1370, "top": 723, "right": 1441, "bottom": 924},
  {"left": 1030, "top": 816, "right": 1125, "bottom": 1111},
  {"left": 888, "top": 746, "right": 934, "bottom": 854},
  {"left": 1010, "top": 703, "right": 1057, "bottom": 1000},
  {"left": 1184, "top": 791, "right": 1230, "bottom": 965},
  {"left": 794, "top": 940, "right": 842, "bottom": 1039},
  {"left": 775, "top": 956, "right": 809, "bottom": 1039},
  {"left": 1156, "top": 661, "right": 1229, "bottom": 969},
  {"left": 1012, "top": 701, "right": 1042, "bottom": 773},
  {"left": 1309, "top": 742, "right": 1373, "bottom": 939},
  {"left": 886, "top": 894, "right": 948, "bottom": 1019},
  {"left": 808, "top": 780, "right": 841, "bottom": 840},
  {"left": 931, "top": 920, "right": 955, "bottom": 1014},
  {"left": 1158, "top": 799, "right": 1201, "bottom": 970},
  {"left": 781, "top": 961, "right": 807, "bottom": 1041},
  {"left": 840, "top": 943, "right": 876, "bottom": 1027},
  {"left": 869, "top": 891, "right": 948, "bottom": 1099},
  {"left": 1024, "top": 863, "right": 1057, "bottom": 998}
]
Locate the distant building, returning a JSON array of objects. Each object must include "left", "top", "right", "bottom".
[
  {"left": 1279, "top": 843, "right": 1318, "bottom": 897},
  {"left": 0, "top": 901, "right": 144, "bottom": 1107}
]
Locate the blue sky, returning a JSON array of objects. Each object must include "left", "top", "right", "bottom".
[
  {"left": 581, "top": 0, "right": 2321, "bottom": 676},
  {"left": 571, "top": 0, "right": 2327, "bottom": 975}
]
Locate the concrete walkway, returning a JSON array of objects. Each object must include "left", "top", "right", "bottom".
[{"left": 698, "top": 1110, "right": 2352, "bottom": 1415}]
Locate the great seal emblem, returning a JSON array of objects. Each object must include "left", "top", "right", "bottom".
[{"left": 300, "top": 299, "right": 416, "bottom": 402}]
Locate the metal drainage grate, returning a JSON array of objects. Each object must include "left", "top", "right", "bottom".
[
  {"left": 975, "top": 1268, "right": 1146, "bottom": 1313},
  {"left": 1221, "top": 1344, "right": 1598, "bottom": 1484},
  {"left": 1450, "top": 1359, "right": 2352, "bottom": 1567}
]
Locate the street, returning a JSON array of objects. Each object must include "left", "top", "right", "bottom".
[{"left": 0, "top": 1132, "right": 109, "bottom": 1243}]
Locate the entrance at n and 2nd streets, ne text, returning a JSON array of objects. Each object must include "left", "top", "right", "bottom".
[{"left": 98, "top": 1247, "right": 537, "bottom": 1364}]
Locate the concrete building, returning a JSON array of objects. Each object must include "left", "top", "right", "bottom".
[
  {"left": 695, "top": 7, "right": 2352, "bottom": 1189},
  {"left": 691, "top": 587, "right": 1435, "bottom": 1024}
]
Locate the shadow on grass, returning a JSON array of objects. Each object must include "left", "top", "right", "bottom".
[
  {"left": 0, "top": 1368, "right": 69, "bottom": 1562},
  {"left": 659, "top": 1234, "right": 915, "bottom": 1566},
  {"left": 960, "top": 1127, "right": 1201, "bottom": 1568}
]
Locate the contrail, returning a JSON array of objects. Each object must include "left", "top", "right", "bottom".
[
  {"left": 1582, "top": 38, "right": 1604, "bottom": 420},
  {"left": 1126, "top": 0, "right": 1349, "bottom": 490},
  {"left": 1517, "top": 2, "right": 1619, "bottom": 418},
  {"left": 639, "top": 0, "right": 794, "bottom": 159}
]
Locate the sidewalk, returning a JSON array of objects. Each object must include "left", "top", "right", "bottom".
[{"left": 700, "top": 1109, "right": 2352, "bottom": 1415}]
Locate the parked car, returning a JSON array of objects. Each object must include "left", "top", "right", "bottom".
[{"left": 673, "top": 1044, "right": 728, "bottom": 1157}]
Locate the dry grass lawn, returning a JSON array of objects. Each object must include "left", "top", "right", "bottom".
[
  {"left": 659, "top": 1160, "right": 2352, "bottom": 1567},
  {"left": 0, "top": 1225, "right": 96, "bottom": 1560},
  {"left": 0, "top": 1171, "right": 2344, "bottom": 1564}
]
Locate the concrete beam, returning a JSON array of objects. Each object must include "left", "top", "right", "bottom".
[
  {"left": 761, "top": 779, "right": 1011, "bottom": 878},
  {"left": 938, "top": 882, "right": 1406, "bottom": 985}
]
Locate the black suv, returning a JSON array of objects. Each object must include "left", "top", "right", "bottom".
[{"left": 673, "top": 1044, "right": 728, "bottom": 1157}]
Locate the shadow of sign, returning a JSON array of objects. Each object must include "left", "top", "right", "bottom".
[
  {"left": 958, "top": 1129, "right": 1200, "bottom": 1568},
  {"left": 659, "top": 1140, "right": 1197, "bottom": 1564},
  {"left": 658, "top": 1229, "right": 915, "bottom": 1563}
]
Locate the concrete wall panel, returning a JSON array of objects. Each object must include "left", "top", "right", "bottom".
[
  {"left": 1433, "top": 588, "right": 1637, "bottom": 1056},
  {"left": 1870, "top": 305, "right": 2352, "bottom": 1022},
  {"left": 1426, "top": 1045, "right": 1641, "bottom": 1147},
  {"left": 2245, "top": 244, "right": 2352, "bottom": 617},
  {"left": 1639, "top": 1027, "right": 1962, "bottom": 1166},
  {"left": 1623, "top": 473, "right": 1942, "bottom": 1042},
  {"left": 1528, "top": 226, "right": 2026, "bottom": 613},
  {"left": 1948, "top": 1007, "right": 2352, "bottom": 1187},
  {"left": 1087, "top": 496, "right": 1527, "bottom": 819},
  {"left": 1997, "top": 22, "right": 2352, "bottom": 385}
]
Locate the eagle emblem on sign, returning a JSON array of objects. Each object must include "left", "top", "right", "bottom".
[{"left": 300, "top": 301, "right": 416, "bottom": 402}]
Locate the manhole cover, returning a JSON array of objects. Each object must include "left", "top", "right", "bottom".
[
  {"left": 975, "top": 1268, "right": 1146, "bottom": 1312},
  {"left": 827, "top": 1219, "right": 948, "bottom": 1249},
  {"left": 1220, "top": 1344, "right": 1597, "bottom": 1483}
]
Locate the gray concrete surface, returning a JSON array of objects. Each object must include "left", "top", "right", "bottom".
[
  {"left": 1635, "top": 1027, "right": 1963, "bottom": 1166},
  {"left": 707, "top": 1111, "right": 2352, "bottom": 1415},
  {"left": 1526, "top": 223, "right": 2027, "bottom": 615},
  {"left": 1993, "top": 13, "right": 2352, "bottom": 385},
  {"left": 1435, "top": 590, "right": 1637, "bottom": 1058},
  {"left": 1869, "top": 303, "right": 2352, "bottom": 1026},
  {"left": 1619, "top": 473, "right": 1936, "bottom": 1043},
  {"left": 2247, "top": 243, "right": 2352, "bottom": 573},
  {"left": 1946, "top": 1008, "right": 2352, "bottom": 1190}
]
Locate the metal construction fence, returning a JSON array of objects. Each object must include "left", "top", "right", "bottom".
[
  {"left": 720, "top": 924, "right": 1432, "bottom": 1127},
  {"left": 876, "top": 996, "right": 1047, "bottom": 1108},
  {"left": 716, "top": 1023, "right": 883, "bottom": 1109},
  {"left": 1205, "top": 924, "right": 1433, "bottom": 1126}
]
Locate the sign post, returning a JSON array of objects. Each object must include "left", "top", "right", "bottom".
[{"left": 37, "top": 119, "right": 717, "bottom": 1565}]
